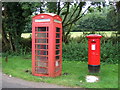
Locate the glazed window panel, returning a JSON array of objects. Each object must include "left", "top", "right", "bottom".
[
  {"left": 36, "top": 45, "right": 48, "bottom": 49},
  {"left": 35, "top": 39, "right": 48, "bottom": 43},
  {"left": 35, "top": 62, "right": 48, "bottom": 67},
  {"left": 36, "top": 56, "right": 48, "bottom": 61},
  {"left": 55, "top": 67, "right": 60, "bottom": 72},
  {"left": 56, "top": 45, "right": 60, "bottom": 49},
  {"left": 56, "top": 27, "right": 60, "bottom": 32},
  {"left": 56, "top": 39, "right": 60, "bottom": 43},
  {"left": 35, "top": 67, "right": 48, "bottom": 74},
  {"left": 56, "top": 56, "right": 60, "bottom": 60},
  {"left": 35, "top": 27, "right": 48, "bottom": 32},
  {"left": 35, "top": 33, "right": 48, "bottom": 38},
  {"left": 36, "top": 50, "right": 48, "bottom": 55},
  {"left": 56, "top": 33, "right": 60, "bottom": 38},
  {"left": 56, "top": 50, "right": 60, "bottom": 55}
]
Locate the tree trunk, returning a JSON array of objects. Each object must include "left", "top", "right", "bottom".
[
  {"left": 2, "top": 29, "right": 9, "bottom": 47},
  {"left": 8, "top": 32, "right": 15, "bottom": 51}
]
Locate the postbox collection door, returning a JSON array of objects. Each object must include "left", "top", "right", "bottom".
[{"left": 35, "top": 27, "right": 49, "bottom": 74}]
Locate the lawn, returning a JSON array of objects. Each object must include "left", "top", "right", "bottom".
[
  {"left": 2, "top": 55, "right": 118, "bottom": 88},
  {"left": 21, "top": 31, "right": 117, "bottom": 38}
]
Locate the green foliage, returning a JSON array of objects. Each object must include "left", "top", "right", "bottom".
[
  {"left": 2, "top": 2, "right": 33, "bottom": 52},
  {"left": 2, "top": 37, "right": 32, "bottom": 56},
  {"left": 101, "top": 37, "right": 120, "bottom": 64},
  {"left": 73, "top": 7, "right": 112, "bottom": 32},
  {"left": 3, "top": 34, "right": 119, "bottom": 64},
  {"left": 62, "top": 36, "right": 119, "bottom": 64},
  {"left": 107, "top": 5, "right": 120, "bottom": 33},
  {"left": 46, "top": 2, "right": 57, "bottom": 13},
  {"left": 62, "top": 40, "right": 88, "bottom": 62}
]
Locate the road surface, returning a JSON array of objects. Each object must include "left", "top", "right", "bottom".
[{"left": 1, "top": 73, "right": 69, "bottom": 88}]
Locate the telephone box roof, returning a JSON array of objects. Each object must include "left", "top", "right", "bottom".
[{"left": 32, "top": 13, "right": 62, "bottom": 20}]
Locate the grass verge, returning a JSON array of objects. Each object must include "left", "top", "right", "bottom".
[{"left": 2, "top": 56, "right": 118, "bottom": 88}]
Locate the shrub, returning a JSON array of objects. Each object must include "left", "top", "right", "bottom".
[
  {"left": 62, "top": 41, "right": 88, "bottom": 62},
  {"left": 2, "top": 34, "right": 119, "bottom": 64},
  {"left": 62, "top": 36, "right": 119, "bottom": 64},
  {"left": 101, "top": 40, "right": 119, "bottom": 64}
]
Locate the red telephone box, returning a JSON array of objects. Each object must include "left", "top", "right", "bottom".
[
  {"left": 32, "top": 13, "right": 62, "bottom": 77},
  {"left": 86, "top": 34, "right": 102, "bottom": 73}
]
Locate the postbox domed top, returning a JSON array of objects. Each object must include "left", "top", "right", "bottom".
[{"left": 86, "top": 34, "right": 102, "bottom": 39}]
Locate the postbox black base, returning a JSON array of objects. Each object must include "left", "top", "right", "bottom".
[{"left": 88, "top": 65, "right": 100, "bottom": 73}]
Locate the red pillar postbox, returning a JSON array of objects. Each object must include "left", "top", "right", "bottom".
[
  {"left": 32, "top": 13, "right": 62, "bottom": 77},
  {"left": 86, "top": 34, "right": 102, "bottom": 73}
]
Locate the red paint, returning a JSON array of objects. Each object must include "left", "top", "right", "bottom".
[
  {"left": 32, "top": 13, "right": 62, "bottom": 77},
  {"left": 86, "top": 34, "right": 102, "bottom": 65}
]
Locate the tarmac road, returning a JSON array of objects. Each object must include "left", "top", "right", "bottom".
[{"left": 1, "top": 73, "right": 69, "bottom": 88}]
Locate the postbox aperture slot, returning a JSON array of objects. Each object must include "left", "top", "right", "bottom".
[{"left": 91, "top": 40, "right": 96, "bottom": 43}]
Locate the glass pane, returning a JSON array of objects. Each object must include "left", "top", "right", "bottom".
[
  {"left": 35, "top": 27, "right": 38, "bottom": 32},
  {"left": 56, "top": 33, "right": 60, "bottom": 38},
  {"left": 36, "top": 50, "right": 48, "bottom": 55},
  {"left": 56, "top": 39, "right": 60, "bottom": 43},
  {"left": 55, "top": 67, "right": 60, "bottom": 72},
  {"left": 36, "top": 33, "right": 48, "bottom": 38},
  {"left": 56, "top": 45, "right": 60, "bottom": 49},
  {"left": 38, "top": 27, "right": 47, "bottom": 32},
  {"left": 35, "top": 27, "right": 48, "bottom": 32},
  {"left": 35, "top": 62, "right": 48, "bottom": 67},
  {"left": 36, "top": 56, "right": 48, "bottom": 61},
  {"left": 35, "top": 39, "right": 48, "bottom": 43},
  {"left": 56, "top": 27, "right": 60, "bottom": 32},
  {"left": 56, "top": 56, "right": 60, "bottom": 60},
  {"left": 56, "top": 50, "right": 60, "bottom": 55},
  {"left": 36, "top": 45, "right": 48, "bottom": 49},
  {"left": 35, "top": 67, "right": 48, "bottom": 74}
]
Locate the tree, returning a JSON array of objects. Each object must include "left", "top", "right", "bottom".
[
  {"left": 107, "top": 1, "right": 120, "bottom": 34},
  {"left": 2, "top": 2, "right": 33, "bottom": 52},
  {"left": 35, "top": 2, "right": 88, "bottom": 43},
  {"left": 72, "top": 6, "right": 112, "bottom": 32}
]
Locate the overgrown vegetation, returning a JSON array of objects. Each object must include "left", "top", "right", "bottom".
[
  {"left": 2, "top": 33, "right": 119, "bottom": 64},
  {"left": 62, "top": 35, "right": 119, "bottom": 64}
]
